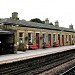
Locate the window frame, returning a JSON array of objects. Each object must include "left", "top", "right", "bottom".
[
  {"left": 28, "top": 33, "right": 32, "bottom": 44},
  {"left": 19, "top": 32, "right": 24, "bottom": 44},
  {"left": 53, "top": 34, "right": 56, "bottom": 42}
]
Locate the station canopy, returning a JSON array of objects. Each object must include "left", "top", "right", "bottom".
[{"left": 0, "top": 29, "right": 15, "bottom": 34}]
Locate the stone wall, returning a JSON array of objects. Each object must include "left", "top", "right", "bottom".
[{"left": 3, "top": 25, "right": 75, "bottom": 50}]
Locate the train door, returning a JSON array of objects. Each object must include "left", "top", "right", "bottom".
[{"left": 36, "top": 33, "right": 40, "bottom": 48}]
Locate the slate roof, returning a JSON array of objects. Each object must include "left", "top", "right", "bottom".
[{"left": 0, "top": 18, "right": 75, "bottom": 32}]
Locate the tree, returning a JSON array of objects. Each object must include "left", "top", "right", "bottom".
[
  {"left": 30, "top": 18, "right": 53, "bottom": 25},
  {"left": 42, "top": 21, "right": 45, "bottom": 24},
  {"left": 30, "top": 18, "right": 42, "bottom": 23},
  {"left": 49, "top": 22, "right": 53, "bottom": 25}
]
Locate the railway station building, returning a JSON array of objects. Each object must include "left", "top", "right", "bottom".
[{"left": 0, "top": 12, "right": 75, "bottom": 54}]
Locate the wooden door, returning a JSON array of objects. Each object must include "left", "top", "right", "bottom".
[
  {"left": 62, "top": 35, "right": 64, "bottom": 46},
  {"left": 69, "top": 35, "right": 71, "bottom": 45},
  {"left": 58, "top": 34, "right": 60, "bottom": 46},
  {"left": 36, "top": 33, "right": 40, "bottom": 48},
  {"left": 48, "top": 34, "right": 51, "bottom": 46}
]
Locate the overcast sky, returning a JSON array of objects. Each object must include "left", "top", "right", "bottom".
[{"left": 0, "top": 0, "right": 75, "bottom": 28}]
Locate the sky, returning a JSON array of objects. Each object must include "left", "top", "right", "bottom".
[{"left": 0, "top": 0, "right": 75, "bottom": 28}]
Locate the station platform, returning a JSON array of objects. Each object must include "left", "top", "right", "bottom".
[{"left": 0, "top": 45, "right": 75, "bottom": 65}]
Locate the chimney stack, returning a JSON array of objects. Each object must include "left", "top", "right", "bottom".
[
  {"left": 45, "top": 18, "right": 49, "bottom": 24},
  {"left": 55, "top": 20, "right": 59, "bottom": 27},
  {"left": 12, "top": 12, "right": 19, "bottom": 20},
  {"left": 69, "top": 24, "right": 73, "bottom": 29}
]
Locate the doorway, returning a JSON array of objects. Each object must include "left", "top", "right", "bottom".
[
  {"left": 0, "top": 34, "right": 14, "bottom": 55},
  {"left": 62, "top": 35, "right": 64, "bottom": 46},
  {"left": 36, "top": 33, "right": 40, "bottom": 48},
  {"left": 69, "top": 35, "right": 71, "bottom": 45},
  {"left": 48, "top": 34, "right": 51, "bottom": 46},
  {"left": 58, "top": 34, "right": 60, "bottom": 46}
]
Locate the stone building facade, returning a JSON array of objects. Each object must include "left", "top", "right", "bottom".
[{"left": 0, "top": 12, "right": 75, "bottom": 53}]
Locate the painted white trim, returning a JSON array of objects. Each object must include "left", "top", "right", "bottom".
[
  {"left": 58, "top": 33, "right": 60, "bottom": 34},
  {"left": 19, "top": 32, "right": 24, "bottom": 44},
  {"left": 28, "top": 33, "right": 32, "bottom": 43},
  {"left": 42, "top": 32, "right": 46, "bottom": 33},
  {"left": 53, "top": 33, "right": 56, "bottom": 34},
  {"left": 42, "top": 34, "right": 46, "bottom": 43},
  {"left": 18, "top": 30, "right": 25, "bottom": 32},
  {"left": 31, "top": 33, "right": 32, "bottom": 43},
  {"left": 28, "top": 31, "right": 33, "bottom": 33},
  {"left": 35, "top": 32, "right": 40, "bottom": 33},
  {"left": 53, "top": 34, "right": 56, "bottom": 42}
]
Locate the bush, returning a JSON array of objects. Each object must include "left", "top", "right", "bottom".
[
  {"left": 18, "top": 47, "right": 26, "bottom": 51},
  {"left": 42, "top": 42, "right": 46, "bottom": 48},
  {"left": 53, "top": 42, "right": 56, "bottom": 47},
  {"left": 18, "top": 43, "right": 26, "bottom": 51},
  {"left": 25, "top": 36, "right": 28, "bottom": 41},
  {"left": 42, "top": 45, "right": 46, "bottom": 49}
]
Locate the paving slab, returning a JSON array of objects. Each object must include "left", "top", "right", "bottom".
[{"left": 0, "top": 45, "right": 75, "bottom": 64}]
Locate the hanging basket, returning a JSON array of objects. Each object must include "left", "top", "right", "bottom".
[
  {"left": 25, "top": 36, "right": 28, "bottom": 41},
  {"left": 40, "top": 36, "right": 43, "bottom": 40}
]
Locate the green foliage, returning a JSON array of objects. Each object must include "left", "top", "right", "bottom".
[
  {"left": 30, "top": 18, "right": 45, "bottom": 24},
  {"left": 18, "top": 43, "right": 26, "bottom": 51},
  {"left": 25, "top": 36, "right": 28, "bottom": 40},
  {"left": 42, "top": 21, "right": 45, "bottom": 24},
  {"left": 30, "top": 18, "right": 53, "bottom": 25},
  {"left": 42, "top": 45, "right": 46, "bottom": 48},
  {"left": 49, "top": 22, "right": 53, "bottom": 25},
  {"left": 53, "top": 42, "right": 56, "bottom": 47},
  {"left": 0, "top": 18, "right": 2, "bottom": 20},
  {"left": 30, "top": 18, "right": 42, "bottom": 23},
  {"left": 42, "top": 42, "right": 46, "bottom": 48}
]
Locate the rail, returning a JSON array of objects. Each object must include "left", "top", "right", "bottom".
[
  {"left": 60, "top": 66, "right": 75, "bottom": 75},
  {"left": 0, "top": 49, "right": 75, "bottom": 75}
]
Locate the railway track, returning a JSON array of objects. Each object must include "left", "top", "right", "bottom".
[
  {"left": 61, "top": 66, "right": 75, "bottom": 75},
  {"left": 0, "top": 49, "right": 75, "bottom": 75}
]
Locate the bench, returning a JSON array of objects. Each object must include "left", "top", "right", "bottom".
[
  {"left": 29, "top": 45, "right": 38, "bottom": 49},
  {"left": 55, "top": 42, "right": 59, "bottom": 47},
  {"left": 45, "top": 43, "right": 50, "bottom": 48}
]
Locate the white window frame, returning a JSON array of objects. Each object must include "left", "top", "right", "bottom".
[
  {"left": 53, "top": 34, "right": 56, "bottom": 42},
  {"left": 19, "top": 32, "right": 24, "bottom": 44},
  {"left": 28, "top": 33, "right": 32, "bottom": 43}
]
